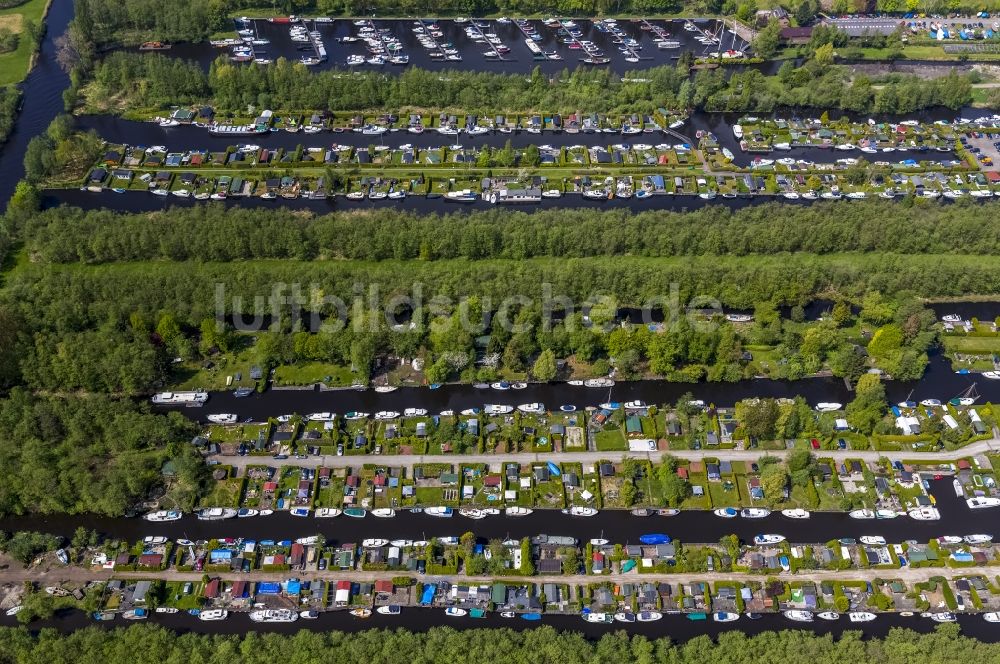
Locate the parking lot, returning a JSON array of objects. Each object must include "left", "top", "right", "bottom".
[{"left": 961, "top": 131, "right": 1000, "bottom": 170}]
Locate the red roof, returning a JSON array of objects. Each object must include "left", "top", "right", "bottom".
[
  {"left": 483, "top": 475, "right": 502, "bottom": 487},
  {"left": 346, "top": 476, "right": 359, "bottom": 487},
  {"left": 204, "top": 578, "right": 220, "bottom": 599},
  {"left": 337, "top": 580, "right": 350, "bottom": 590},
  {"left": 374, "top": 580, "right": 393, "bottom": 593},
  {"left": 986, "top": 171, "right": 1000, "bottom": 183},
  {"left": 957, "top": 459, "right": 972, "bottom": 469},
  {"left": 138, "top": 554, "right": 162, "bottom": 567},
  {"left": 263, "top": 481, "right": 278, "bottom": 491},
  {"left": 676, "top": 468, "right": 688, "bottom": 479}
]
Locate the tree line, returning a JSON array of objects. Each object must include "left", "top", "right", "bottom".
[
  {"left": 0, "top": 622, "right": 990, "bottom": 662},
  {"left": 21, "top": 201, "right": 1000, "bottom": 265},
  {"left": 83, "top": 51, "right": 977, "bottom": 115}
]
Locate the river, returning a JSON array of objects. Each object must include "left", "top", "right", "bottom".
[{"left": 0, "top": 0, "right": 73, "bottom": 209}]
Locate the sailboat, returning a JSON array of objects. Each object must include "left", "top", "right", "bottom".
[{"left": 949, "top": 383, "right": 979, "bottom": 407}]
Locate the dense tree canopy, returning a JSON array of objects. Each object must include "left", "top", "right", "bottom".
[
  {"left": 84, "top": 52, "right": 975, "bottom": 115},
  {"left": 0, "top": 622, "right": 993, "bottom": 663},
  {"left": 0, "top": 390, "right": 200, "bottom": 517},
  {"left": 22, "top": 201, "right": 1000, "bottom": 265}
]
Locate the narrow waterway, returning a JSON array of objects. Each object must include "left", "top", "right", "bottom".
[
  {"left": 0, "top": 606, "right": 996, "bottom": 642},
  {"left": 142, "top": 350, "right": 997, "bottom": 426},
  {"left": 0, "top": 479, "right": 984, "bottom": 544},
  {"left": 0, "top": 0, "right": 73, "bottom": 209}
]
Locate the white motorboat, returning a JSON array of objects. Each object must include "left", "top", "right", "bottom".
[
  {"left": 909, "top": 507, "right": 940, "bottom": 520},
  {"left": 849, "top": 612, "right": 876, "bottom": 623},
  {"left": 374, "top": 411, "right": 400, "bottom": 420},
  {"left": 875, "top": 509, "right": 899, "bottom": 519},
  {"left": 424, "top": 506, "right": 454, "bottom": 517},
  {"left": 5, "top": 606, "right": 22, "bottom": 616},
  {"left": 315, "top": 508, "right": 341, "bottom": 518},
  {"left": 614, "top": 612, "right": 636, "bottom": 623},
  {"left": 714, "top": 507, "right": 738, "bottom": 518},
  {"left": 403, "top": 408, "right": 428, "bottom": 417},
  {"left": 637, "top": 611, "right": 662, "bottom": 622},
  {"left": 362, "top": 538, "right": 388, "bottom": 547},
  {"left": 516, "top": 402, "right": 545, "bottom": 414},
  {"left": 955, "top": 478, "right": 964, "bottom": 496},
  {"left": 505, "top": 506, "right": 532, "bottom": 516},
  {"left": 849, "top": 509, "right": 876, "bottom": 520},
  {"left": 207, "top": 413, "right": 238, "bottom": 424},
  {"left": 343, "top": 411, "right": 369, "bottom": 420},
  {"left": 781, "top": 509, "right": 810, "bottom": 519},
  {"left": 623, "top": 400, "right": 647, "bottom": 410},
  {"left": 459, "top": 508, "right": 486, "bottom": 519},
  {"left": 859, "top": 536, "right": 886, "bottom": 546},
  {"left": 377, "top": 605, "right": 402, "bottom": 615},
  {"left": 964, "top": 534, "right": 993, "bottom": 545},
  {"left": 658, "top": 508, "right": 680, "bottom": 516},
  {"left": 919, "top": 399, "right": 942, "bottom": 408},
  {"left": 307, "top": 412, "right": 335, "bottom": 421},
  {"left": 237, "top": 508, "right": 258, "bottom": 518},
  {"left": 926, "top": 612, "right": 957, "bottom": 623},
  {"left": 290, "top": 507, "right": 310, "bottom": 517},
  {"left": 197, "top": 508, "right": 237, "bottom": 521},
  {"left": 249, "top": 609, "right": 298, "bottom": 623},
  {"left": 741, "top": 508, "right": 770, "bottom": 519},
  {"left": 445, "top": 607, "right": 467, "bottom": 617},
  {"left": 484, "top": 404, "right": 514, "bottom": 415},
  {"left": 814, "top": 402, "right": 842, "bottom": 412},
  {"left": 299, "top": 610, "right": 319, "bottom": 619},
  {"left": 390, "top": 539, "right": 413, "bottom": 547},
  {"left": 199, "top": 609, "right": 228, "bottom": 621},
  {"left": 967, "top": 497, "right": 1000, "bottom": 509},
  {"left": 753, "top": 534, "right": 786, "bottom": 545},
  {"left": 562, "top": 506, "right": 598, "bottom": 517},
  {"left": 143, "top": 510, "right": 182, "bottom": 522},
  {"left": 374, "top": 385, "right": 398, "bottom": 393},
  {"left": 371, "top": 508, "right": 396, "bottom": 518},
  {"left": 584, "top": 612, "right": 613, "bottom": 623},
  {"left": 937, "top": 535, "right": 963, "bottom": 545},
  {"left": 155, "top": 607, "right": 178, "bottom": 614},
  {"left": 784, "top": 610, "right": 813, "bottom": 622},
  {"left": 983, "top": 612, "right": 1000, "bottom": 622},
  {"left": 982, "top": 371, "right": 1000, "bottom": 379},
  {"left": 589, "top": 538, "right": 609, "bottom": 546},
  {"left": 584, "top": 378, "right": 614, "bottom": 388},
  {"left": 714, "top": 612, "right": 739, "bottom": 622},
  {"left": 816, "top": 611, "right": 840, "bottom": 621}
]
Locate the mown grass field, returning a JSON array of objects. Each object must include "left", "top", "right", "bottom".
[{"left": 0, "top": 0, "right": 48, "bottom": 86}]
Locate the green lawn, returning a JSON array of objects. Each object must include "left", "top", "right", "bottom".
[
  {"left": 0, "top": 0, "right": 47, "bottom": 86},
  {"left": 272, "top": 362, "right": 358, "bottom": 386}
]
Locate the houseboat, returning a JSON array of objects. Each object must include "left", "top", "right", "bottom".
[{"left": 151, "top": 391, "right": 209, "bottom": 405}]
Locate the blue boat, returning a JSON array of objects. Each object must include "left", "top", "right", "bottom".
[
  {"left": 687, "top": 612, "right": 707, "bottom": 621},
  {"left": 521, "top": 612, "right": 542, "bottom": 621},
  {"left": 639, "top": 533, "right": 671, "bottom": 545},
  {"left": 560, "top": 405, "right": 576, "bottom": 412},
  {"left": 429, "top": 383, "right": 442, "bottom": 390},
  {"left": 547, "top": 461, "right": 561, "bottom": 477},
  {"left": 188, "top": 608, "right": 201, "bottom": 616}
]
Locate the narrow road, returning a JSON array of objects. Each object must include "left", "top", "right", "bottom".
[
  {"left": 2, "top": 562, "right": 979, "bottom": 589},
  {"left": 211, "top": 436, "right": 1000, "bottom": 472}
]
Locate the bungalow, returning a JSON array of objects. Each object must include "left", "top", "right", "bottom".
[
  {"left": 335, "top": 580, "right": 351, "bottom": 607},
  {"left": 133, "top": 580, "right": 151, "bottom": 603},
  {"left": 138, "top": 553, "right": 163, "bottom": 568}
]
